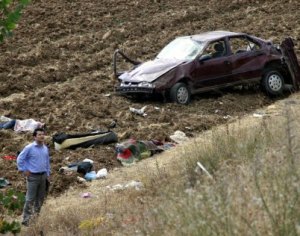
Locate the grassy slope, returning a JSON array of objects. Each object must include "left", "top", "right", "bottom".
[{"left": 23, "top": 94, "right": 300, "bottom": 235}]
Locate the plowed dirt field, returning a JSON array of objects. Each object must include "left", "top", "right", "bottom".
[{"left": 0, "top": 0, "right": 299, "bottom": 195}]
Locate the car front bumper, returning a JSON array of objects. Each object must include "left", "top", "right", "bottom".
[{"left": 115, "top": 86, "right": 155, "bottom": 94}]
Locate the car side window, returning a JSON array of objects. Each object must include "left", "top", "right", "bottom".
[
  {"left": 202, "top": 40, "right": 227, "bottom": 59},
  {"left": 229, "top": 37, "right": 261, "bottom": 54}
]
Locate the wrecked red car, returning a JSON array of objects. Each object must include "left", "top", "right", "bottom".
[{"left": 114, "top": 31, "right": 300, "bottom": 104}]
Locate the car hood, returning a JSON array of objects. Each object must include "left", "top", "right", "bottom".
[{"left": 119, "top": 58, "right": 186, "bottom": 83}]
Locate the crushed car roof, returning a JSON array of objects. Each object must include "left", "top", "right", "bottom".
[{"left": 180, "top": 31, "right": 245, "bottom": 42}]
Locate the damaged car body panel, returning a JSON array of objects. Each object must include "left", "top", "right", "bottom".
[
  {"left": 280, "top": 37, "right": 300, "bottom": 90},
  {"left": 114, "top": 31, "right": 300, "bottom": 104}
]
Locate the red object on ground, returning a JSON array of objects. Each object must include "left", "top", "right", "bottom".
[{"left": 2, "top": 155, "right": 17, "bottom": 160}]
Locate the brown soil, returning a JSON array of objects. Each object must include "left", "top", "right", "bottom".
[{"left": 0, "top": 0, "right": 299, "bottom": 196}]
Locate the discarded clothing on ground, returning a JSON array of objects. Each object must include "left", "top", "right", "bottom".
[
  {"left": 59, "top": 159, "right": 95, "bottom": 175},
  {"left": 0, "top": 178, "right": 11, "bottom": 188},
  {"left": 96, "top": 168, "right": 108, "bottom": 179},
  {"left": 0, "top": 119, "right": 16, "bottom": 129},
  {"left": 59, "top": 166, "right": 78, "bottom": 175},
  {"left": 77, "top": 161, "right": 93, "bottom": 175},
  {"left": 115, "top": 139, "right": 165, "bottom": 165},
  {"left": 0, "top": 116, "right": 11, "bottom": 122},
  {"left": 1, "top": 155, "right": 17, "bottom": 161},
  {"left": 52, "top": 130, "right": 118, "bottom": 150},
  {"left": 169, "top": 130, "right": 189, "bottom": 144},
  {"left": 62, "top": 161, "right": 93, "bottom": 175},
  {"left": 0, "top": 116, "right": 44, "bottom": 132},
  {"left": 84, "top": 168, "right": 108, "bottom": 181},
  {"left": 84, "top": 171, "right": 97, "bottom": 181},
  {"left": 14, "top": 119, "right": 45, "bottom": 132}
]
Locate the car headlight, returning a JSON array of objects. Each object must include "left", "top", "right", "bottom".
[{"left": 138, "top": 82, "right": 155, "bottom": 88}]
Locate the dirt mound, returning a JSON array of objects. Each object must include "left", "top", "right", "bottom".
[{"left": 0, "top": 0, "right": 299, "bottom": 196}]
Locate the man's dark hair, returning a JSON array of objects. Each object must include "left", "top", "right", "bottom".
[{"left": 33, "top": 128, "right": 45, "bottom": 137}]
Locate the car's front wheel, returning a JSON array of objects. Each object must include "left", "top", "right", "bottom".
[
  {"left": 262, "top": 68, "right": 284, "bottom": 96},
  {"left": 170, "top": 82, "right": 191, "bottom": 105}
]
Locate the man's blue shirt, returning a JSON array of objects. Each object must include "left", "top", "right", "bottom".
[{"left": 17, "top": 141, "right": 50, "bottom": 176}]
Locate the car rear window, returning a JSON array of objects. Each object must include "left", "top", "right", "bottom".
[{"left": 229, "top": 36, "right": 261, "bottom": 54}]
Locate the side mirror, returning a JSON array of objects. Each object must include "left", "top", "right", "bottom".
[{"left": 199, "top": 54, "right": 211, "bottom": 63}]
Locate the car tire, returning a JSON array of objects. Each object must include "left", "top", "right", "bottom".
[
  {"left": 262, "top": 68, "right": 284, "bottom": 96},
  {"left": 170, "top": 82, "right": 191, "bottom": 105}
]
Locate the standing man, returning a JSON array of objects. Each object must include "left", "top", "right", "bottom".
[{"left": 17, "top": 128, "right": 51, "bottom": 226}]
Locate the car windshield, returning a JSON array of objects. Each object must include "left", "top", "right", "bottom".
[{"left": 156, "top": 37, "right": 205, "bottom": 60}]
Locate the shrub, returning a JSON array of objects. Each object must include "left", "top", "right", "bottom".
[{"left": 0, "top": 189, "right": 25, "bottom": 235}]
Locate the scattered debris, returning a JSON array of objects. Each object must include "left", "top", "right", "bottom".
[
  {"left": 1, "top": 155, "right": 17, "bottom": 161},
  {"left": 169, "top": 130, "right": 189, "bottom": 144},
  {"left": 14, "top": 119, "right": 45, "bottom": 132},
  {"left": 129, "top": 106, "right": 147, "bottom": 117},
  {"left": 196, "top": 161, "right": 213, "bottom": 179},
  {"left": 107, "top": 184, "right": 124, "bottom": 191},
  {"left": 82, "top": 158, "right": 94, "bottom": 164},
  {"left": 115, "top": 139, "right": 165, "bottom": 166},
  {"left": 223, "top": 115, "right": 232, "bottom": 119},
  {"left": 0, "top": 116, "right": 12, "bottom": 122},
  {"left": 53, "top": 130, "right": 118, "bottom": 150},
  {"left": 124, "top": 180, "right": 144, "bottom": 190},
  {"left": 77, "top": 176, "right": 87, "bottom": 183},
  {"left": 107, "top": 119, "right": 117, "bottom": 130},
  {"left": 81, "top": 192, "right": 92, "bottom": 198},
  {"left": 0, "top": 178, "right": 11, "bottom": 188},
  {"left": 58, "top": 166, "right": 77, "bottom": 175},
  {"left": 77, "top": 162, "right": 93, "bottom": 175},
  {"left": 85, "top": 171, "right": 97, "bottom": 181},
  {"left": 106, "top": 180, "right": 144, "bottom": 191},
  {"left": 0, "top": 116, "right": 44, "bottom": 132},
  {"left": 96, "top": 168, "right": 108, "bottom": 179},
  {"left": 253, "top": 112, "right": 266, "bottom": 118}
]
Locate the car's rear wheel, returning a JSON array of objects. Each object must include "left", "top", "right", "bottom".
[
  {"left": 170, "top": 82, "right": 191, "bottom": 105},
  {"left": 262, "top": 68, "right": 284, "bottom": 96}
]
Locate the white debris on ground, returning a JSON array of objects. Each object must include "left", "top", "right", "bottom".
[
  {"left": 169, "top": 130, "right": 189, "bottom": 144},
  {"left": 106, "top": 180, "right": 144, "bottom": 191},
  {"left": 129, "top": 106, "right": 147, "bottom": 117}
]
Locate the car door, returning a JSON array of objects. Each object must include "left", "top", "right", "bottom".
[
  {"left": 280, "top": 37, "right": 300, "bottom": 90},
  {"left": 190, "top": 39, "right": 233, "bottom": 90},
  {"left": 228, "top": 36, "right": 265, "bottom": 83}
]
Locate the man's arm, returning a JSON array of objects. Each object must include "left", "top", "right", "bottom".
[{"left": 17, "top": 146, "right": 30, "bottom": 173}]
